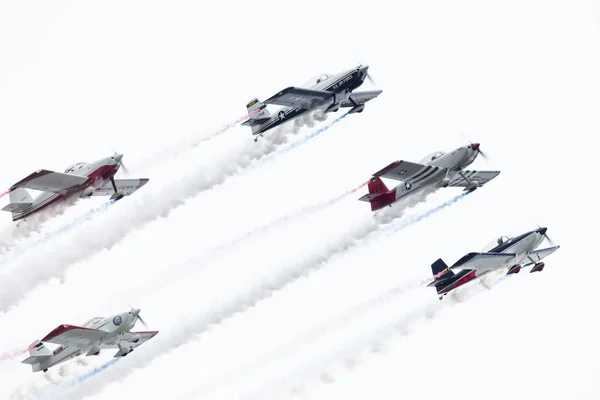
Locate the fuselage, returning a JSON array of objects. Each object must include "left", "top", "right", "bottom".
[
  {"left": 38, "top": 309, "right": 141, "bottom": 370},
  {"left": 10, "top": 155, "right": 122, "bottom": 221},
  {"left": 382, "top": 144, "right": 481, "bottom": 208},
  {"left": 254, "top": 66, "right": 369, "bottom": 135},
  {"left": 436, "top": 229, "right": 547, "bottom": 295}
]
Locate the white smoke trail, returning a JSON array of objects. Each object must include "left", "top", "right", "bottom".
[
  {"left": 251, "top": 271, "right": 507, "bottom": 399},
  {"left": 53, "top": 188, "right": 439, "bottom": 400},
  {"left": 0, "top": 111, "right": 330, "bottom": 312},
  {"left": 0, "top": 195, "right": 80, "bottom": 254}
]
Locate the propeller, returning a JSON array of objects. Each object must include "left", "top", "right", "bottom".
[
  {"left": 357, "top": 62, "right": 376, "bottom": 85},
  {"left": 537, "top": 225, "right": 555, "bottom": 246},
  {"left": 129, "top": 306, "right": 147, "bottom": 328},
  {"left": 460, "top": 133, "right": 488, "bottom": 161},
  {"left": 112, "top": 150, "right": 128, "bottom": 173}
]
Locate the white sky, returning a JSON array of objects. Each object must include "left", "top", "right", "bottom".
[{"left": 0, "top": 0, "right": 599, "bottom": 399}]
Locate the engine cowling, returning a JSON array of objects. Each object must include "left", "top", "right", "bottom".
[{"left": 79, "top": 187, "right": 94, "bottom": 198}]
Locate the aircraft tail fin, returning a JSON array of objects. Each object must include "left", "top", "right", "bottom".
[
  {"left": 2, "top": 188, "right": 33, "bottom": 215},
  {"left": 241, "top": 98, "right": 272, "bottom": 135},
  {"left": 431, "top": 258, "right": 452, "bottom": 277},
  {"left": 427, "top": 258, "right": 456, "bottom": 292},
  {"left": 358, "top": 177, "right": 395, "bottom": 211},
  {"left": 21, "top": 340, "right": 52, "bottom": 372}
]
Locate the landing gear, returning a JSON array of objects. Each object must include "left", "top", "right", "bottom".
[
  {"left": 254, "top": 133, "right": 264, "bottom": 143},
  {"left": 43, "top": 368, "right": 48, "bottom": 373},
  {"left": 109, "top": 178, "right": 124, "bottom": 201}
]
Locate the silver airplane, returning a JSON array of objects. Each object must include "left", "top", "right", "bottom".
[
  {"left": 241, "top": 65, "right": 382, "bottom": 141},
  {"left": 2, "top": 153, "right": 148, "bottom": 221},
  {"left": 428, "top": 227, "right": 560, "bottom": 300},
  {"left": 359, "top": 143, "right": 500, "bottom": 211},
  {"left": 22, "top": 308, "right": 158, "bottom": 373}
]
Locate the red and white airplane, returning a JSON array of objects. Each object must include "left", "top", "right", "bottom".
[
  {"left": 2, "top": 153, "right": 148, "bottom": 221},
  {"left": 359, "top": 143, "right": 500, "bottom": 211},
  {"left": 22, "top": 308, "right": 158, "bottom": 373}
]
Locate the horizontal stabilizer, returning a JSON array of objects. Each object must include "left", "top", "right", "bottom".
[
  {"left": 358, "top": 192, "right": 388, "bottom": 202},
  {"left": 241, "top": 117, "right": 270, "bottom": 127},
  {"left": 451, "top": 252, "right": 516, "bottom": 271},
  {"left": 2, "top": 202, "right": 33, "bottom": 213}
]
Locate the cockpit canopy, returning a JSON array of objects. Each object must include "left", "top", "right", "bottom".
[
  {"left": 481, "top": 235, "right": 514, "bottom": 252},
  {"left": 64, "top": 162, "right": 86, "bottom": 174},
  {"left": 301, "top": 73, "right": 332, "bottom": 88},
  {"left": 83, "top": 317, "right": 103, "bottom": 327},
  {"left": 419, "top": 151, "right": 444, "bottom": 164}
]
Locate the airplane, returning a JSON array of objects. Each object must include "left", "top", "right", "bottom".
[
  {"left": 359, "top": 143, "right": 500, "bottom": 211},
  {"left": 428, "top": 227, "right": 560, "bottom": 300},
  {"left": 2, "top": 153, "right": 148, "bottom": 222},
  {"left": 21, "top": 308, "right": 158, "bottom": 373},
  {"left": 241, "top": 65, "right": 382, "bottom": 141}
]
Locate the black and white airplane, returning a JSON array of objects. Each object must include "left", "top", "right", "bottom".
[
  {"left": 428, "top": 227, "right": 560, "bottom": 300},
  {"left": 242, "top": 65, "right": 382, "bottom": 141}
]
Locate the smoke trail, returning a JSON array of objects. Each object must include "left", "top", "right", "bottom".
[
  {"left": 58, "top": 188, "right": 463, "bottom": 400},
  {"left": 0, "top": 110, "right": 261, "bottom": 254},
  {"left": 0, "top": 111, "right": 335, "bottom": 312},
  {"left": 31, "top": 359, "right": 120, "bottom": 400},
  {"left": 0, "top": 200, "right": 116, "bottom": 265},
  {"left": 250, "top": 272, "right": 506, "bottom": 399},
  {"left": 214, "top": 180, "right": 369, "bottom": 252},
  {"left": 0, "top": 345, "right": 33, "bottom": 361},
  {"left": 178, "top": 192, "right": 472, "bottom": 398},
  {"left": 128, "top": 109, "right": 261, "bottom": 173},
  {"left": 258, "top": 112, "right": 350, "bottom": 164}
]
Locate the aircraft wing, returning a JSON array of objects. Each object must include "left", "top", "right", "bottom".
[
  {"left": 98, "top": 330, "right": 159, "bottom": 350},
  {"left": 447, "top": 170, "right": 500, "bottom": 187},
  {"left": 91, "top": 179, "right": 149, "bottom": 196},
  {"left": 528, "top": 246, "right": 560, "bottom": 263},
  {"left": 451, "top": 252, "right": 517, "bottom": 271},
  {"left": 340, "top": 90, "right": 383, "bottom": 107},
  {"left": 264, "top": 87, "right": 334, "bottom": 109},
  {"left": 10, "top": 170, "right": 90, "bottom": 194},
  {"left": 372, "top": 160, "right": 446, "bottom": 184},
  {"left": 42, "top": 324, "right": 109, "bottom": 347}
]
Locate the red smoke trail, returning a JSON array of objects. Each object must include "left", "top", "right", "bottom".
[
  {"left": 0, "top": 345, "right": 34, "bottom": 361},
  {"left": 0, "top": 189, "right": 11, "bottom": 200},
  {"left": 215, "top": 181, "right": 370, "bottom": 251},
  {"left": 189, "top": 108, "right": 261, "bottom": 147}
]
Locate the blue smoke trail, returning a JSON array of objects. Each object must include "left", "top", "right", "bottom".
[
  {"left": 34, "top": 359, "right": 120, "bottom": 400},
  {"left": 1, "top": 200, "right": 116, "bottom": 264},
  {"left": 381, "top": 191, "right": 471, "bottom": 236},
  {"left": 260, "top": 112, "right": 350, "bottom": 164}
]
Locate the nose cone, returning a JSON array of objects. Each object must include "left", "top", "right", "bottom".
[
  {"left": 131, "top": 308, "right": 140, "bottom": 316},
  {"left": 359, "top": 65, "right": 369, "bottom": 74},
  {"left": 470, "top": 143, "right": 480, "bottom": 151},
  {"left": 538, "top": 227, "right": 547, "bottom": 235},
  {"left": 113, "top": 153, "right": 123, "bottom": 163}
]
